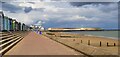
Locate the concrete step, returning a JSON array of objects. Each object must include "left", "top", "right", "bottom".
[
  {"left": 0, "top": 37, "right": 21, "bottom": 48},
  {"left": 0, "top": 31, "right": 30, "bottom": 55},
  {"left": 0, "top": 32, "right": 4, "bottom": 34},
  {"left": 0, "top": 38, "right": 23, "bottom": 54},
  {"left": 0, "top": 35, "right": 20, "bottom": 43},
  {"left": 0, "top": 32, "right": 13, "bottom": 37},
  {"left": 0, "top": 35, "right": 15, "bottom": 39}
]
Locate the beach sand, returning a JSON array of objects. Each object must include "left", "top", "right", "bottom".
[{"left": 43, "top": 32, "right": 119, "bottom": 55}]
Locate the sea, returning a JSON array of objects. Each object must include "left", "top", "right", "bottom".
[{"left": 65, "top": 31, "right": 119, "bottom": 40}]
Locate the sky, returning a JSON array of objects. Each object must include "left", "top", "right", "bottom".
[{"left": 0, "top": 0, "right": 119, "bottom": 29}]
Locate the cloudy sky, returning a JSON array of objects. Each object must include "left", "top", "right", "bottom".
[{"left": 0, "top": 0, "right": 119, "bottom": 29}]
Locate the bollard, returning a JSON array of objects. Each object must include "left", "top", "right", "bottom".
[
  {"left": 100, "top": 41, "right": 102, "bottom": 47},
  {"left": 88, "top": 40, "right": 90, "bottom": 45},
  {"left": 107, "top": 42, "right": 109, "bottom": 47},
  {"left": 114, "top": 43, "right": 116, "bottom": 46},
  {"left": 81, "top": 40, "right": 82, "bottom": 43}
]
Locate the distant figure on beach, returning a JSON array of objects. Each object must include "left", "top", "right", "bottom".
[
  {"left": 39, "top": 31, "right": 42, "bottom": 34},
  {"left": 36, "top": 31, "right": 39, "bottom": 33}
]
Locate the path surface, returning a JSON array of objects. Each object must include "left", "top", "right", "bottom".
[{"left": 5, "top": 32, "right": 83, "bottom": 55}]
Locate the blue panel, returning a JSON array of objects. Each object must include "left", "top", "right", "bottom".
[
  {"left": 9, "top": 19, "right": 12, "bottom": 30},
  {"left": 6, "top": 18, "right": 8, "bottom": 30},
  {"left": 8, "top": 19, "right": 10, "bottom": 30},
  {"left": 0, "top": 12, "right": 3, "bottom": 31},
  {"left": 4, "top": 17, "right": 7, "bottom": 30},
  {"left": 0, "top": 12, "right": 4, "bottom": 31}
]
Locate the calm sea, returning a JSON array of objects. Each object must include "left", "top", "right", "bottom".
[{"left": 65, "top": 31, "right": 119, "bottom": 39}]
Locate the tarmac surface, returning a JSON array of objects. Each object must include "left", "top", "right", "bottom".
[{"left": 4, "top": 32, "right": 83, "bottom": 55}]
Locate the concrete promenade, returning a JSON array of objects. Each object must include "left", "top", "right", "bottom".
[{"left": 4, "top": 32, "right": 83, "bottom": 55}]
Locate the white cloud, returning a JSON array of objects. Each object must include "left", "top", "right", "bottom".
[
  {"left": 19, "top": 2, "right": 33, "bottom": 7},
  {"left": 34, "top": 20, "right": 45, "bottom": 26},
  {"left": 18, "top": 2, "right": 57, "bottom": 9},
  {"left": 64, "top": 15, "right": 87, "bottom": 21},
  {"left": 4, "top": 11, "right": 34, "bottom": 25}
]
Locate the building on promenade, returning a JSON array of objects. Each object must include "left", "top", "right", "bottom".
[{"left": 0, "top": 11, "right": 30, "bottom": 31}]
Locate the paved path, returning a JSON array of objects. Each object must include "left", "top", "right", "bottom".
[{"left": 5, "top": 32, "right": 83, "bottom": 55}]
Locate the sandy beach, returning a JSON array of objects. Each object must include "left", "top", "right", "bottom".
[{"left": 43, "top": 31, "right": 119, "bottom": 55}]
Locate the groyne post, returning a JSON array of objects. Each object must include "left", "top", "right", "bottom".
[
  {"left": 107, "top": 42, "right": 109, "bottom": 47},
  {"left": 88, "top": 40, "right": 90, "bottom": 45},
  {"left": 114, "top": 43, "right": 116, "bottom": 46},
  {"left": 81, "top": 40, "right": 82, "bottom": 43},
  {"left": 100, "top": 41, "right": 101, "bottom": 47},
  {"left": 73, "top": 39, "right": 75, "bottom": 41}
]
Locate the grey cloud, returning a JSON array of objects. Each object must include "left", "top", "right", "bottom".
[
  {"left": 70, "top": 2, "right": 93, "bottom": 7},
  {"left": 34, "top": 8, "right": 45, "bottom": 12},
  {"left": 97, "top": 3, "right": 118, "bottom": 13},
  {"left": 70, "top": 2, "right": 113, "bottom": 7},
  {"left": 0, "top": 2, "right": 2, "bottom": 10},
  {"left": 61, "top": 0, "right": 119, "bottom": 2},
  {"left": 51, "top": 0, "right": 62, "bottom": 1},
  {"left": 24, "top": 7, "right": 32, "bottom": 13},
  {"left": 28, "top": 2, "right": 35, "bottom": 4},
  {"left": 2, "top": 2, "right": 22, "bottom": 13}
]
